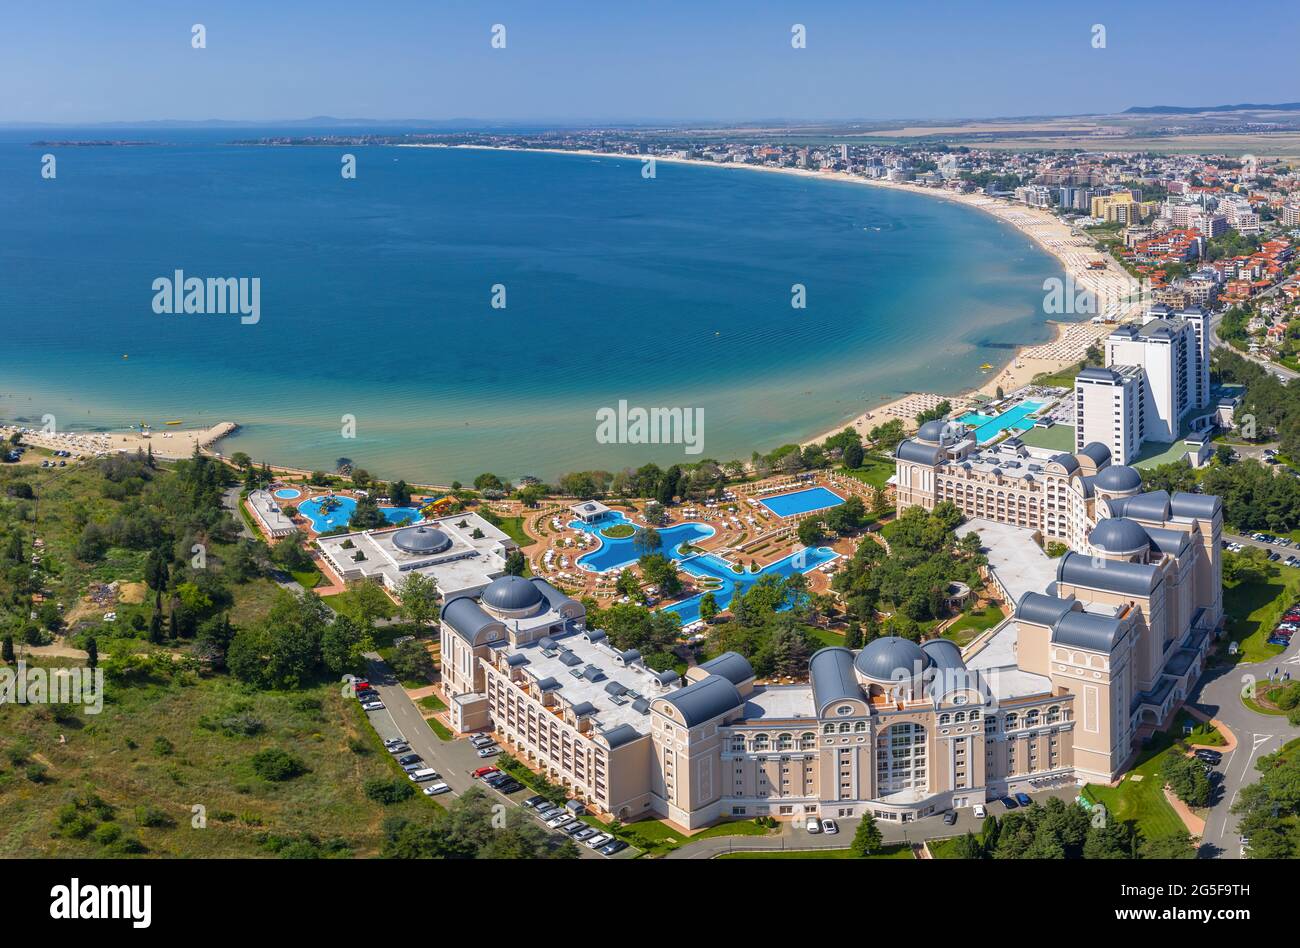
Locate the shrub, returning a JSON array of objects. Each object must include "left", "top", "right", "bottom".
[
  {"left": 363, "top": 778, "right": 416, "bottom": 805},
  {"left": 134, "top": 804, "right": 175, "bottom": 829},
  {"left": 250, "top": 748, "right": 306, "bottom": 782}
]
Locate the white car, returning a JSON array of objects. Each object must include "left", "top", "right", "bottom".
[
  {"left": 973, "top": 804, "right": 987, "bottom": 819},
  {"left": 363, "top": 701, "right": 385, "bottom": 711},
  {"left": 546, "top": 813, "right": 575, "bottom": 828},
  {"left": 820, "top": 819, "right": 839, "bottom": 835},
  {"left": 423, "top": 782, "right": 451, "bottom": 796},
  {"left": 585, "top": 832, "right": 614, "bottom": 849},
  {"left": 805, "top": 817, "right": 821, "bottom": 833}
]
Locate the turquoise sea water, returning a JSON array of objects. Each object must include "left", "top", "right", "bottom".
[{"left": 0, "top": 128, "right": 1067, "bottom": 484}]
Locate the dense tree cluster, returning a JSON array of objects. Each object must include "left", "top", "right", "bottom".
[
  {"left": 1232, "top": 742, "right": 1300, "bottom": 857},
  {"left": 950, "top": 797, "right": 1194, "bottom": 860},
  {"left": 832, "top": 503, "right": 984, "bottom": 637},
  {"left": 380, "top": 788, "right": 577, "bottom": 859},
  {"left": 226, "top": 591, "right": 372, "bottom": 689}
]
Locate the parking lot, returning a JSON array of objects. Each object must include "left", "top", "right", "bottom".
[{"left": 355, "top": 655, "right": 617, "bottom": 858}]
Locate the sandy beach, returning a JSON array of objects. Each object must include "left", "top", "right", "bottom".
[
  {"left": 429, "top": 145, "right": 1136, "bottom": 445},
  {"left": 4, "top": 421, "right": 238, "bottom": 461}
]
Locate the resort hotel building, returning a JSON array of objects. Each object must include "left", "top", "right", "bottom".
[
  {"left": 315, "top": 512, "right": 515, "bottom": 600},
  {"left": 434, "top": 427, "right": 1223, "bottom": 826},
  {"left": 1074, "top": 305, "right": 1212, "bottom": 464}
]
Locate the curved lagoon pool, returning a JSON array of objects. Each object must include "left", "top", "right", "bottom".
[
  {"left": 667, "top": 546, "right": 839, "bottom": 625},
  {"left": 572, "top": 513, "right": 715, "bottom": 573}
]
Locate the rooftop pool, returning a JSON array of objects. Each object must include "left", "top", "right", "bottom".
[
  {"left": 666, "top": 546, "right": 839, "bottom": 625},
  {"left": 758, "top": 486, "right": 845, "bottom": 518},
  {"left": 572, "top": 513, "right": 715, "bottom": 573},
  {"left": 958, "top": 400, "right": 1044, "bottom": 443},
  {"left": 297, "top": 495, "right": 427, "bottom": 533}
]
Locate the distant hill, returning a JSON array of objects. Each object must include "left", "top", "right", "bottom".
[{"left": 1124, "top": 102, "right": 1300, "bottom": 115}]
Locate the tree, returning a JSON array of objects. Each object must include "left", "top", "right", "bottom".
[
  {"left": 0, "top": 635, "right": 12, "bottom": 663},
  {"left": 390, "top": 480, "right": 412, "bottom": 506},
  {"left": 341, "top": 579, "right": 393, "bottom": 629},
  {"left": 842, "top": 440, "right": 864, "bottom": 470},
  {"left": 797, "top": 518, "right": 824, "bottom": 546},
  {"left": 1140, "top": 832, "right": 1197, "bottom": 860},
  {"left": 634, "top": 527, "right": 661, "bottom": 553},
  {"left": 698, "top": 592, "right": 719, "bottom": 624},
  {"left": 850, "top": 814, "right": 883, "bottom": 856},
  {"left": 637, "top": 553, "right": 682, "bottom": 597},
  {"left": 85, "top": 636, "right": 98, "bottom": 669},
  {"left": 397, "top": 573, "right": 440, "bottom": 626},
  {"left": 504, "top": 550, "right": 527, "bottom": 576},
  {"left": 390, "top": 639, "right": 435, "bottom": 683},
  {"left": 320, "top": 614, "right": 373, "bottom": 676}
]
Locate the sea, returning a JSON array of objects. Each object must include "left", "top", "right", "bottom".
[{"left": 0, "top": 127, "right": 1066, "bottom": 484}]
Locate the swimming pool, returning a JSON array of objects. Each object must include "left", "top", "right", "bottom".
[
  {"left": 273, "top": 487, "right": 302, "bottom": 500},
  {"left": 297, "top": 495, "right": 427, "bottom": 533},
  {"left": 666, "top": 546, "right": 839, "bottom": 624},
  {"left": 758, "top": 486, "right": 845, "bottom": 518},
  {"left": 572, "top": 513, "right": 715, "bottom": 573},
  {"left": 958, "top": 400, "right": 1044, "bottom": 443}
]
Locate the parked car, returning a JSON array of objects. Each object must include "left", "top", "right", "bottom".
[
  {"left": 973, "top": 804, "right": 987, "bottom": 819},
  {"left": 521, "top": 795, "right": 548, "bottom": 809},
  {"left": 475, "top": 745, "right": 501, "bottom": 759},
  {"left": 585, "top": 833, "right": 614, "bottom": 849},
  {"left": 943, "top": 811, "right": 958, "bottom": 825},
  {"left": 805, "top": 817, "right": 821, "bottom": 833},
  {"left": 471, "top": 766, "right": 499, "bottom": 779},
  {"left": 572, "top": 827, "right": 599, "bottom": 842},
  {"left": 546, "top": 814, "right": 576, "bottom": 830},
  {"left": 560, "top": 821, "right": 588, "bottom": 836},
  {"left": 397, "top": 754, "right": 422, "bottom": 766},
  {"left": 401, "top": 762, "right": 426, "bottom": 774},
  {"left": 1014, "top": 792, "right": 1033, "bottom": 807},
  {"left": 383, "top": 738, "right": 406, "bottom": 749},
  {"left": 495, "top": 780, "right": 524, "bottom": 795},
  {"left": 362, "top": 700, "right": 385, "bottom": 711},
  {"left": 820, "top": 819, "right": 839, "bottom": 835},
  {"left": 422, "top": 782, "right": 451, "bottom": 796},
  {"left": 386, "top": 743, "right": 411, "bottom": 755},
  {"left": 482, "top": 771, "right": 511, "bottom": 787},
  {"left": 469, "top": 734, "right": 495, "bottom": 748},
  {"left": 1000, "top": 796, "right": 1019, "bottom": 810},
  {"left": 599, "top": 839, "right": 629, "bottom": 856},
  {"left": 408, "top": 768, "right": 440, "bottom": 783}
]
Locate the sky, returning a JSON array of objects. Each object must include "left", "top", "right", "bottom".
[{"left": 4, "top": 0, "right": 1299, "bottom": 125}]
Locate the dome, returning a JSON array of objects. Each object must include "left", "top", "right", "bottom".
[
  {"left": 481, "top": 575, "right": 545, "bottom": 612},
  {"left": 854, "top": 636, "right": 932, "bottom": 682},
  {"left": 1093, "top": 464, "right": 1142, "bottom": 493},
  {"left": 391, "top": 525, "right": 453, "bottom": 555},
  {"left": 1088, "top": 517, "right": 1151, "bottom": 554},
  {"left": 916, "top": 420, "right": 947, "bottom": 443}
]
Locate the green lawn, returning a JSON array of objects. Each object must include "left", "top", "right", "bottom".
[
  {"left": 419, "top": 694, "right": 447, "bottom": 712},
  {"left": 716, "top": 843, "right": 912, "bottom": 859},
  {"left": 290, "top": 568, "right": 322, "bottom": 589},
  {"left": 1223, "top": 572, "right": 1300, "bottom": 663},
  {"left": 1017, "top": 423, "right": 1076, "bottom": 452},
  {"left": 1083, "top": 731, "right": 1186, "bottom": 841},
  {"left": 942, "top": 605, "right": 1006, "bottom": 647},
  {"left": 840, "top": 454, "right": 895, "bottom": 490},
  {"left": 926, "top": 834, "right": 978, "bottom": 859},
  {"left": 494, "top": 515, "right": 533, "bottom": 548},
  {"left": 601, "top": 524, "right": 636, "bottom": 539},
  {"left": 1174, "top": 710, "right": 1225, "bottom": 746}
]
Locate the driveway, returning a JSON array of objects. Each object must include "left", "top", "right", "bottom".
[
  {"left": 667, "top": 785, "right": 1079, "bottom": 859},
  {"left": 1187, "top": 634, "right": 1300, "bottom": 858},
  {"left": 357, "top": 653, "right": 601, "bottom": 858}
]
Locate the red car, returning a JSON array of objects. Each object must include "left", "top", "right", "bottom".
[{"left": 472, "top": 766, "right": 500, "bottom": 779}]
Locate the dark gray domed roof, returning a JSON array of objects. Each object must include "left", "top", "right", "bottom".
[
  {"left": 1088, "top": 517, "right": 1151, "bottom": 554},
  {"left": 481, "top": 574, "right": 545, "bottom": 611},
  {"left": 916, "top": 420, "right": 947, "bottom": 443},
  {"left": 392, "top": 525, "right": 453, "bottom": 555},
  {"left": 854, "top": 636, "right": 932, "bottom": 681},
  {"left": 1094, "top": 464, "right": 1142, "bottom": 493}
]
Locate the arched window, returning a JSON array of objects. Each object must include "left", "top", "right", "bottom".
[
  {"left": 1046, "top": 705, "right": 1060, "bottom": 725},
  {"left": 969, "top": 709, "right": 981, "bottom": 721},
  {"left": 752, "top": 733, "right": 769, "bottom": 750},
  {"left": 799, "top": 732, "right": 816, "bottom": 750},
  {"left": 953, "top": 712, "right": 966, "bottom": 723},
  {"left": 822, "top": 723, "right": 835, "bottom": 734},
  {"left": 777, "top": 733, "right": 793, "bottom": 750},
  {"left": 854, "top": 721, "right": 867, "bottom": 733},
  {"left": 838, "top": 722, "right": 852, "bottom": 733},
  {"left": 1026, "top": 710, "right": 1040, "bottom": 728},
  {"left": 938, "top": 713, "right": 951, "bottom": 726},
  {"left": 1005, "top": 713, "right": 1019, "bottom": 730}
]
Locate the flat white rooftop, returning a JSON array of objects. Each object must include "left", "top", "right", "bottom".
[
  {"left": 967, "top": 620, "right": 1055, "bottom": 700},
  {"left": 742, "top": 685, "right": 816, "bottom": 720},
  {"left": 958, "top": 518, "right": 1058, "bottom": 605}
]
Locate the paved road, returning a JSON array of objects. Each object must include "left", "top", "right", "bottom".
[
  {"left": 223, "top": 486, "right": 254, "bottom": 539},
  {"left": 1209, "top": 309, "right": 1299, "bottom": 381},
  {"left": 668, "top": 785, "right": 1079, "bottom": 859},
  {"left": 1188, "top": 634, "right": 1300, "bottom": 858},
  {"left": 358, "top": 654, "right": 602, "bottom": 858}
]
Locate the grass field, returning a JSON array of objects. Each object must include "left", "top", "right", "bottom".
[
  {"left": 0, "top": 673, "right": 437, "bottom": 857},
  {"left": 1223, "top": 571, "right": 1299, "bottom": 663},
  {"left": 1083, "top": 731, "right": 1186, "bottom": 841},
  {"left": 942, "top": 605, "right": 1005, "bottom": 647},
  {"left": 840, "top": 454, "right": 894, "bottom": 489}
]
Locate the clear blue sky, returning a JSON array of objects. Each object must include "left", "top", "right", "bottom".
[{"left": 4, "top": 0, "right": 1298, "bottom": 124}]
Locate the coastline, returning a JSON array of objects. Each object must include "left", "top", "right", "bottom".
[
  {"left": 426, "top": 144, "right": 1133, "bottom": 444},
  {"left": 3, "top": 421, "right": 237, "bottom": 461}
]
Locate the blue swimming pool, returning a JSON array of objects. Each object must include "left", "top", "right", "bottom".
[
  {"left": 297, "top": 495, "right": 427, "bottom": 533},
  {"left": 958, "top": 400, "right": 1044, "bottom": 443},
  {"left": 758, "top": 486, "right": 846, "bottom": 518},
  {"left": 572, "top": 513, "right": 715, "bottom": 573},
  {"left": 666, "top": 546, "right": 839, "bottom": 625},
  {"left": 273, "top": 487, "right": 301, "bottom": 500}
]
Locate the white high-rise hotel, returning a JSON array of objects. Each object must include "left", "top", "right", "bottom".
[{"left": 1074, "top": 305, "right": 1210, "bottom": 464}]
